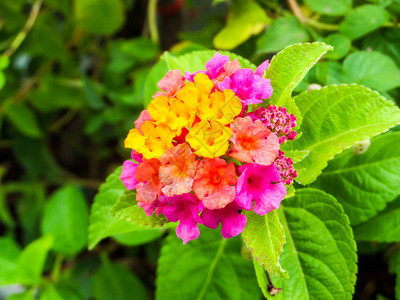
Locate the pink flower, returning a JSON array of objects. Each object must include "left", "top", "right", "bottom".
[
  {"left": 249, "top": 105, "right": 297, "bottom": 144},
  {"left": 153, "top": 70, "right": 185, "bottom": 99},
  {"left": 159, "top": 194, "right": 202, "bottom": 244},
  {"left": 185, "top": 52, "right": 240, "bottom": 86},
  {"left": 274, "top": 150, "right": 297, "bottom": 185},
  {"left": 200, "top": 202, "right": 247, "bottom": 239},
  {"left": 235, "top": 163, "right": 286, "bottom": 215},
  {"left": 218, "top": 61, "right": 272, "bottom": 105},
  {"left": 135, "top": 158, "right": 162, "bottom": 212},
  {"left": 120, "top": 151, "right": 143, "bottom": 190},
  {"left": 229, "top": 116, "right": 280, "bottom": 165}
]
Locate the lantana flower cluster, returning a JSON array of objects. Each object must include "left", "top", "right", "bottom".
[{"left": 121, "top": 53, "right": 297, "bottom": 244}]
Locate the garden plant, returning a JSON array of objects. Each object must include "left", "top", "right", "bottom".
[{"left": 1, "top": 0, "right": 400, "bottom": 299}]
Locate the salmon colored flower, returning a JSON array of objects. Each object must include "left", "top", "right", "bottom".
[
  {"left": 229, "top": 116, "right": 280, "bottom": 165},
  {"left": 193, "top": 158, "right": 237, "bottom": 209},
  {"left": 186, "top": 120, "right": 232, "bottom": 158},
  {"left": 135, "top": 158, "right": 162, "bottom": 214},
  {"left": 159, "top": 144, "right": 198, "bottom": 197},
  {"left": 153, "top": 70, "right": 185, "bottom": 99},
  {"left": 134, "top": 110, "right": 152, "bottom": 130}
]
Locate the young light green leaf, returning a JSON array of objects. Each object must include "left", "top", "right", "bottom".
[
  {"left": 41, "top": 185, "right": 89, "bottom": 255},
  {"left": 353, "top": 197, "right": 400, "bottom": 242},
  {"left": 110, "top": 190, "right": 168, "bottom": 228},
  {"left": 93, "top": 261, "right": 147, "bottom": 300},
  {"left": 7, "top": 290, "right": 35, "bottom": 300},
  {"left": 256, "top": 16, "right": 309, "bottom": 54},
  {"left": 88, "top": 167, "right": 138, "bottom": 250},
  {"left": 213, "top": 0, "right": 269, "bottom": 50},
  {"left": 5, "top": 103, "right": 42, "bottom": 138},
  {"left": 342, "top": 51, "right": 400, "bottom": 92},
  {"left": 253, "top": 259, "right": 269, "bottom": 298},
  {"left": 305, "top": 0, "right": 351, "bottom": 16},
  {"left": 74, "top": 0, "right": 125, "bottom": 35},
  {"left": 265, "top": 42, "right": 333, "bottom": 117},
  {"left": 340, "top": 5, "right": 390, "bottom": 40},
  {"left": 314, "top": 132, "right": 400, "bottom": 225},
  {"left": 39, "top": 285, "right": 82, "bottom": 300},
  {"left": 156, "top": 227, "right": 260, "bottom": 300},
  {"left": 291, "top": 85, "right": 400, "bottom": 185},
  {"left": 242, "top": 210, "right": 287, "bottom": 278},
  {"left": 112, "top": 229, "right": 163, "bottom": 246},
  {"left": 266, "top": 189, "right": 357, "bottom": 300},
  {"left": 0, "top": 237, "right": 21, "bottom": 285}
]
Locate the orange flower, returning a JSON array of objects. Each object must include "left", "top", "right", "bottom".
[
  {"left": 193, "top": 158, "right": 237, "bottom": 209},
  {"left": 229, "top": 116, "right": 280, "bottom": 165},
  {"left": 159, "top": 144, "right": 198, "bottom": 197}
]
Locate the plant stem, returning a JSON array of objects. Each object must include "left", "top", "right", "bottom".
[
  {"left": 51, "top": 254, "right": 64, "bottom": 282},
  {"left": 287, "top": 0, "right": 339, "bottom": 31},
  {"left": 2, "top": 0, "right": 43, "bottom": 58},
  {"left": 148, "top": 0, "right": 159, "bottom": 45}
]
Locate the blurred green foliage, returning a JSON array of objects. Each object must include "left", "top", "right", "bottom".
[{"left": 0, "top": 0, "right": 400, "bottom": 299}]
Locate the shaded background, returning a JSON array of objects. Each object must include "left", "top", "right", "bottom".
[{"left": 1, "top": 0, "right": 400, "bottom": 299}]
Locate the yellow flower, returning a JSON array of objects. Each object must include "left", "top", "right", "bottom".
[
  {"left": 186, "top": 120, "right": 232, "bottom": 158},
  {"left": 198, "top": 89, "right": 242, "bottom": 124},
  {"left": 124, "top": 121, "right": 175, "bottom": 159}
]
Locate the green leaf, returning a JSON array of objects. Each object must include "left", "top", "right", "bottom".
[
  {"left": 39, "top": 285, "right": 82, "bottom": 300},
  {"left": 242, "top": 210, "right": 287, "bottom": 278},
  {"left": 143, "top": 60, "right": 169, "bottom": 107},
  {"left": 88, "top": 167, "right": 138, "bottom": 250},
  {"left": 213, "top": 0, "right": 269, "bottom": 50},
  {"left": 314, "top": 132, "right": 400, "bottom": 225},
  {"left": 156, "top": 227, "right": 260, "bottom": 300},
  {"left": 267, "top": 189, "right": 357, "bottom": 299},
  {"left": 15, "top": 236, "right": 53, "bottom": 285},
  {"left": 112, "top": 229, "right": 163, "bottom": 246},
  {"left": 0, "top": 167, "right": 14, "bottom": 227},
  {"left": 353, "top": 197, "right": 400, "bottom": 242},
  {"left": 7, "top": 290, "right": 35, "bottom": 300},
  {"left": 340, "top": 5, "right": 390, "bottom": 40},
  {"left": 5, "top": 103, "right": 42, "bottom": 138},
  {"left": 110, "top": 190, "right": 168, "bottom": 228},
  {"left": 41, "top": 186, "right": 89, "bottom": 255},
  {"left": 305, "top": 0, "right": 351, "bottom": 15},
  {"left": 265, "top": 42, "right": 333, "bottom": 117},
  {"left": 324, "top": 33, "right": 351, "bottom": 60},
  {"left": 253, "top": 259, "right": 269, "bottom": 298},
  {"left": 291, "top": 84, "right": 400, "bottom": 185},
  {"left": 0, "top": 237, "right": 21, "bottom": 285},
  {"left": 314, "top": 61, "right": 343, "bottom": 85},
  {"left": 256, "top": 16, "right": 309, "bottom": 54},
  {"left": 342, "top": 51, "right": 400, "bottom": 92},
  {"left": 93, "top": 261, "right": 147, "bottom": 300},
  {"left": 74, "top": 0, "right": 125, "bottom": 35}
]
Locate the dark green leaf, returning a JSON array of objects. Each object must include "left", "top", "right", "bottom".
[
  {"left": 305, "top": 0, "right": 351, "bottom": 15},
  {"left": 5, "top": 103, "right": 42, "bottom": 138},
  {"left": 324, "top": 33, "right": 351, "bottom": 60}
]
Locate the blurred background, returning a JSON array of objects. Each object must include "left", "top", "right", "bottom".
[{"left": 0, "top": 0, "right": 400, "bottom": 299}]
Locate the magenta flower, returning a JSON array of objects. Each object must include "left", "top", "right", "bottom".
[
  {"left": 185, "top": 52, "right": 240, "bottom": 85},
  {"left": 120, "top": 150, "right": 143, "bottom": 190},
  {"left": 235, "top": 163, "right": 286, "bottom": 215},
  {"left": 200, "top": 202, "right": 247, "bottom": 239},
  {"left": 218, "top": 61, "right": 272, "bottom": 105},
  {"left": 159, "top": 193, "right": 202, "bottom": 244},
  {"left": 274, "top": 150, "right": 298, "bottom": 185}
]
